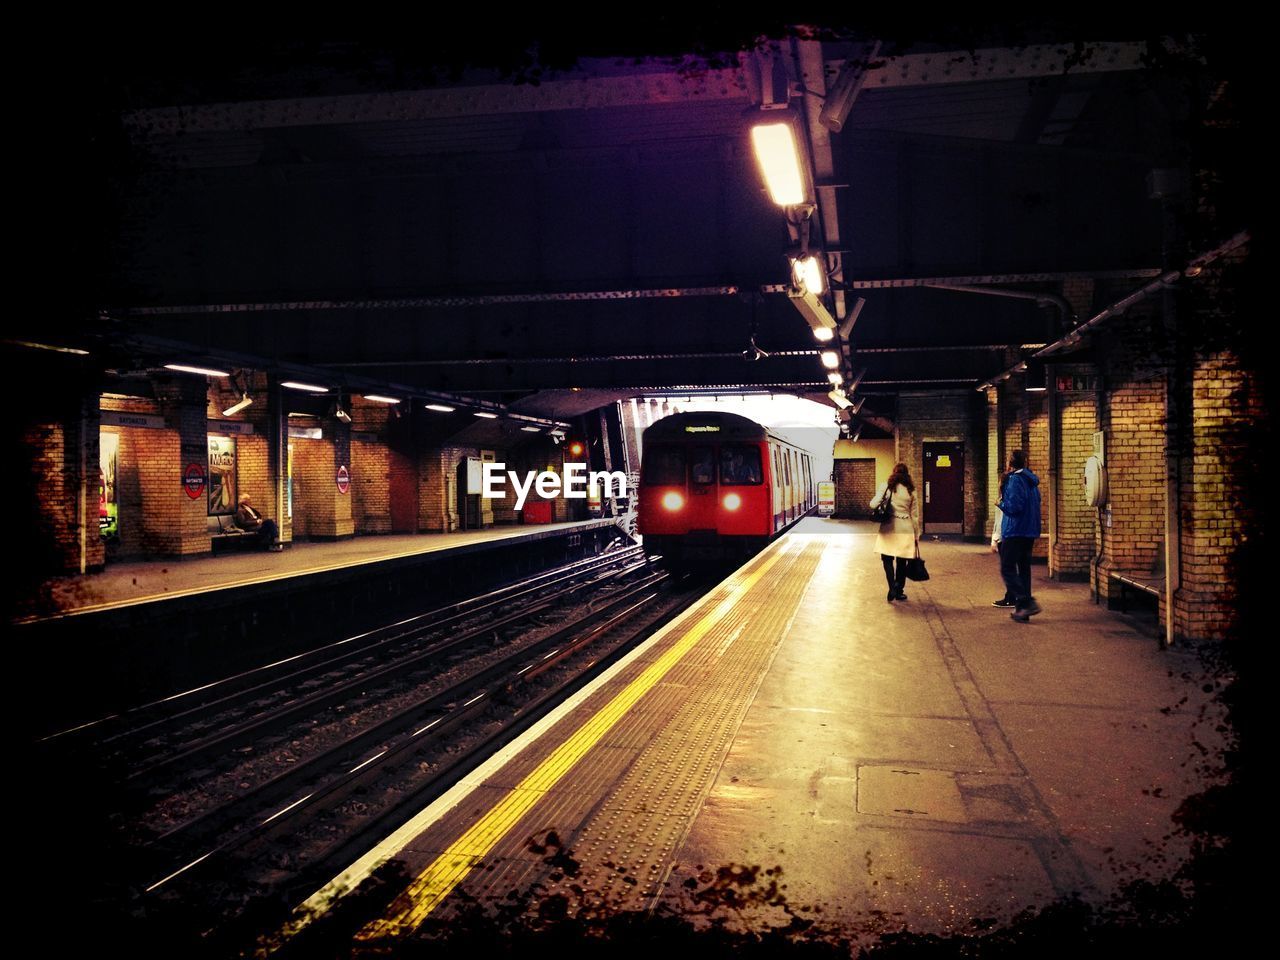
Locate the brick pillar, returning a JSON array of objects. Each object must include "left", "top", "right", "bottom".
[
  {"left": 1172, "top": 352, "right": 1260, "bottom": 641},
  {"left": 21, "top": 373, "right": 105, "bottom": 576},
  {"left": 292, "top": 420, "right": 355, "bottom": 541},
  {"left": 1050, "top": 379, "right": 1100, "bottom": 580},
  {"left": 154, "top": 377, "right": 212, "bottom": 556}
]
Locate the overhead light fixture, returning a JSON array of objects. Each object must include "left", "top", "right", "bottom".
[
  {"left": 361, "top": 394, "right": 400, "bottom": 404},
  {"left": 828, "top": 389, "right": 852, "bottom": 410},
  {"left": 520, "top": 426, "right": 542, "bottom": 433},
  {"left": 5, "top": 339, "right": 90, "bottom": 356},
  {"left": 165, "top": 363, "right": 230, "bottom": 378},
  {"left": 827, "top": 372, "right": 843, "bottom": 385},
  {"left": 281, "top": 380, "right": 328, "bottom": 392},
  {"left": 819, "top": 350, "right": 840, "bottom": 370},
  {"left": 750, "top": 120, "right": 809, "bottom": 207},
  {"left": 424, "top": 403, "right": 456, "bottom": 413},
  {"left": 789, "top": 287, "right": 838, "bottom": 341},
  {"left": 222, "top": 393, "right": 253, "bottom": 416},
  {"left": 791, "top": 255, "right": 826, "bottom": 295},
  {"left": 473, "top": 411, "right": 499, "bottom": 419}
]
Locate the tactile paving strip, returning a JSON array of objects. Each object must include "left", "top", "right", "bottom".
[{"left": 448, "top": 539, "right": 827, "bottom": 921}]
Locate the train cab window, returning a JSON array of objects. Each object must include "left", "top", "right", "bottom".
[
  {"left": 690, "top": 446, "right": 715, "bottom": 485},
  {"left": 643, "top": 446, "right": 686, "bottom": 485},
  {"left": 719, "top": 445, "right": 763, "bottom": 485}
]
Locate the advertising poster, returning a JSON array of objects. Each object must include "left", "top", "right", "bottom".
[
  {"left": 207, "top": 434, "right": 238, "bottom": 516},
  {"left": 99, "top": 431, "right": 119, "bottom": 539}
]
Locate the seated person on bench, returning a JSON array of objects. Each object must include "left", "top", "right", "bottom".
[{"left": 235, "top": 494, "right": 283, "bottom": 551}]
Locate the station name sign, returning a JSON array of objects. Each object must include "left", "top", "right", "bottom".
[
  {"left": 101, "top": 411, "right": 164, "bottom": 430},
  {"left": 683, "top": 425, "right": 720, "bottom": 433}
]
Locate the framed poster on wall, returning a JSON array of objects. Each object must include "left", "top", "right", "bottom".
[
  {"left": 207, "top": 434, "right": 238, "bottom": 515},
  {"left": 99, "top": 431, "right": 119, "bottom": 539}
]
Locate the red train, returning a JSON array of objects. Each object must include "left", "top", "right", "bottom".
[{"left": 637, "top": 411, "right": 816, "bottom": 562}]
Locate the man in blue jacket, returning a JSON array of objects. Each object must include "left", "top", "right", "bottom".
[{"left": 997, "top": 450, "right": 1042, "bottom": 622}]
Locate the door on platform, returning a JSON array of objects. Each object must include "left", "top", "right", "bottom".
[
  {"left": 389, "top": 450, "right": 417, "bottom": 533},
  {"left": 834, "top": 459, "right": 876, "bottom": 519},
  {"left": 922, "top": 443, "right": 964, "bottom": 534}
]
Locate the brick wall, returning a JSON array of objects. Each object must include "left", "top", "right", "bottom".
[
  {"left": 896, "top": 392, "right": 985, "bottom": 538},
  {"left": 352, "top": 439, "right": 391, "bottom": 534},
  {"left": 834, "top": 459, "right": 876, "bottom": 518},
  {"left": 1052, "top": 390, "right": 1098, "bottom": 576},
  {"left": 1097, "top": 374, "right": 1166, "bottom": 589},
  {"left": 420, "top": 446, "right": 479, "bottom": 533}
]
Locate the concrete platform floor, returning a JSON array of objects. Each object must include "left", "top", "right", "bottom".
[
  {"left": 664, "top": 518, "right": 1227, "bottom": 936},
  {"left": 285, "top": 517, "right": 1229, "bottom": 949},
  {"left": 19, "top": 520, "right": 613, "bottom": 619}
]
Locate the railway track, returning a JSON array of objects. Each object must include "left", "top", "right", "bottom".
[{"left": 32, "top": 543, "right": 713, "bottom": 954}]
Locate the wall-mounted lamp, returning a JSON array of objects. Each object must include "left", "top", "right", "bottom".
[{"left": 222, "top": 393, "right": 253, "bottom": 416}]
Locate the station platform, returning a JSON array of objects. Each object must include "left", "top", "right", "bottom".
[
  {"left": 20, "top": 519, "right": 621, "bottom": 621},
  {"left": 276, "top": 517, "right": 1227, "bottom": 949}
]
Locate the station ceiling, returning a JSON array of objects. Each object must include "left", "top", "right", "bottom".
[{"left": 37, "top": 28, "right": 1214, "bottom": 438}]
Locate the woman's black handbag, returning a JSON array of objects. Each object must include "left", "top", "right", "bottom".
[
  {"left": 870, "top": 489, "right": 894, "bottom": 523},
  {"left": 905, "top": 540, "right": 930, "bottom": 581}
]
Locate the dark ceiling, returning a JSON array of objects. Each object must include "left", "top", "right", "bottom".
[{"left": 33, "top": 27, "right": 1236, "bottom": 437}]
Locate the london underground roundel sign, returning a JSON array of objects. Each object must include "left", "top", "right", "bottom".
[
  {"left": 183, "top": 463, "right": 207, "bottom": 499},
  {"left": 336, "top": 465, "right": 350, "bottom": 495}
]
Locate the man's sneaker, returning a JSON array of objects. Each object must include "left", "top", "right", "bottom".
[
  {"left": 992, "top": 598, "right": 1016, "bottom": 607},
  {"left": 1023, "top": 599, "right": 1043, "bottom": 617},
  {"left": 1010, "top": 610, "right": 1032, "bottom": 623}
]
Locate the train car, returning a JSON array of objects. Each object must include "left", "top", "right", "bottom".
[{"left": 637, "top": 411, "right": 816, "bottom": 563}]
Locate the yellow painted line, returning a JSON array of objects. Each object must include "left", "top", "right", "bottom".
[
  {"left": 356, "top": 540, "right": 791, "bottom": 941},
  {"left": 19, "top": 520, "right": 612, "bottom": 622},
  {"left": 257, "top": 537, "right": 794, "bottom": 954}
]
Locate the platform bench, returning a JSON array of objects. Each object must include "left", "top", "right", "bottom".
[
  {"left": 208, "top": 514, "right": 257, "bottom": 552},
  {"left": 1107, "top": 571, "right": 1165, "bottom": 638}
]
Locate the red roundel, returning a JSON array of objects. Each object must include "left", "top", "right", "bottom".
[
  {"left": 336, "top": 465, "right": 351, "bottom": 494},
  {"left": 183, "top": 463, "right": 207, "bottom": 499}
]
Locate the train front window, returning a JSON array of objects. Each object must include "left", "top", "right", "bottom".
[
  {"left": 690, "top": 446, "right": 715, "bottom": 485},
  {"left": 720, "top": 444, "right": 763, "bottom": 485},
  {"left": 643, "top": 446, "right": 686, "bottom": 485}
]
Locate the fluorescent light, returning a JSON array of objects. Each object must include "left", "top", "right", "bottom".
[
  {"left": 820, "top": 351, "right": 839, "bottom": 369},
  {"left": 812, "top": 327, "right": 834, "bottom": 342},
  {"left": 473, "top": 411, "right": 499, "bottom": 419},
  {"left": 520, "top": 426, "right": 542, "bottom": 432},
  {"left": 827, "top": 372, "right": 843, "bottom": 385},
  {"left": 6, "top": 339, "right": 90, "bottom": 356},
  {"left": 281, "top": 381, "right": 328, "bottom": 392},
  {"left": 792, "top": 256, "right": 825, "bottom": 295},
  {"left": 222, "top": 394, "right": 253, "bottom": 416},
  {"left": 361, "top": 394, "right": 400, "bottom": 404},
  {"left": 424, "top": 403, "right": 455, "bottom": 413},
  {"left": 750, "top": 122, "right": 807, "bottom": 206},
  {"left": 165, "top": 363, "right": 230, "bottom": 377},
  {"left": 1025, "top": 385, "right": 1047, "bottom": 392}
]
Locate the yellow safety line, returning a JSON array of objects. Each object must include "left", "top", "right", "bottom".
[{"left": 353, "top": 541, "right": 793, "bottom": 942}]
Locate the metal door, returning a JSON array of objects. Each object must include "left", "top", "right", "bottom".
[{"left": 922, "top": 443, "right": 964, "bottom": 534}]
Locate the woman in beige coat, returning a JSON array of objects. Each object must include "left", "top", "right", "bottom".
[{"left": 869, "top": 462, "right": 920, "bottom": 602}]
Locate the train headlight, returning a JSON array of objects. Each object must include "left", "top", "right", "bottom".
[
  {"left": 723, "top": 493, "right": 742, "bottom": 511},
  {"left": 662, "top": 491, "right": 685, "bottom": 511}
]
